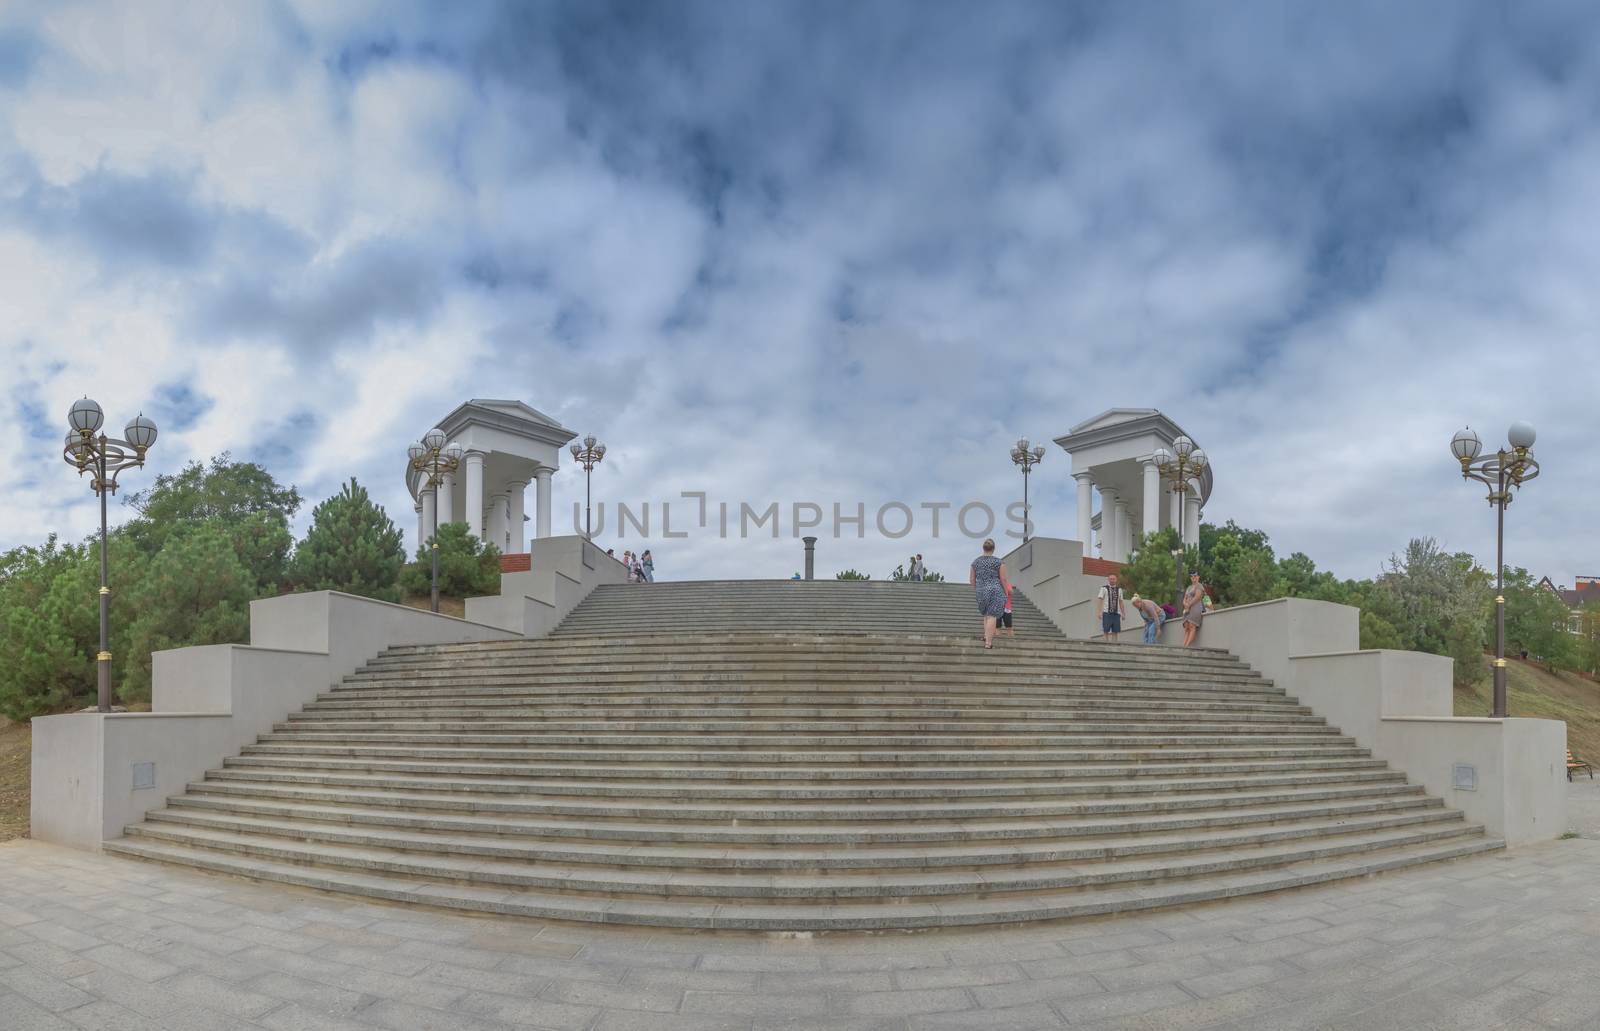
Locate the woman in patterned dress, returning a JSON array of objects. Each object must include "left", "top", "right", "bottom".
[
  {"left": 1181, "top": 571, "right": 1206, "bottom": 647},
  {"left": 969, "top": 538, "right": 1012, "bottom": 650}
]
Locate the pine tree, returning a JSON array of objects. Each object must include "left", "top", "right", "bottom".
[
  {"left": 288, "top": 478, "right": 405, "bottom": 602},
  {"left": 400, "top": 521, "right": 502, "bottom": 599}
]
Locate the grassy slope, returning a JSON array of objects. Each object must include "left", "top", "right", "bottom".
[
  {"left": 0, "top": 718, "right": 29, "bottom": 841},
  {"left": 1454, "top": 657, "right": 1600, "bottom": 763}
]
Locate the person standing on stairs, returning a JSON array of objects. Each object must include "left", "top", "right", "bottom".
[
  {"left": 641, "top": 550, "right": 655, "bottom": 583},
  {"left": 1096, "top": 574, "right": 1125, "bottom": 642},
  {"left": 970, "top": 538, "right": 1012, "bottom": 650},
  {"left": 1182, "top": 571, "right": 1207, "bottom": 647}
]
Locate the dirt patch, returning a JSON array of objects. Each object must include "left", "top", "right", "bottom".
[
  {"left": 0, "top": 718, "right": 29, "bottom": 841},
  {"left": 401, "top": 594, "right": 467, "bottom": 619}
]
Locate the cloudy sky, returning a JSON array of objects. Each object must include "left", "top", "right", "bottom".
[{"left": 3, "top": 0, "right": 1597, "bottom": 585}]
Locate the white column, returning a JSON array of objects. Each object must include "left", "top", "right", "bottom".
[
  {"left": 1073, "top": 472, "right": 1094, "bottom": 550},
  {"left": 1114, "top": 500, "right": 1130, "bottom": 562},
  {"left": 535, "top": 468, "right": 553, "bottom": 540},
  {"left": 1184, "top": 493, "right": 1201, "bottom": 547},
  {"left": 1171, "top": 486, "right": 1183, "bottom": 535},
  {"left": 488, "top": 493, "right": 508, "bottom": 553},
  {"left": 463, "top": 451, "right": 485, "bottom": 539},
  {"left": 419, "top": 488, "right": 436, "bottom": 546},
  {"left": 1097, "top": 487, "right": 1118, "bottom": 561},
  {"left": 437, "top": 471, "right": 455, "bottom": 525},
  {"left": 506, "top": 480, "right": 528, "bottom": 554},
  {"left": 414, "top": 501, "right": 424, "bottom": 556},
  {"left": 1141, "top": 459, "right": 1160, "bottom": 538}
]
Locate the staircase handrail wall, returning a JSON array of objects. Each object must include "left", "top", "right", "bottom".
[
  {"left": 31, "top": 591, "right": 517, "bottom": 850},
  {"left": 1127, "top": 595, "right": 1565, "bottom": 845},
  {"left": 465, "top": 535, "right": 628, "bottom": 636},
  {"left": 1000, "top": 537, "right": 1105, "bottom": 638}
]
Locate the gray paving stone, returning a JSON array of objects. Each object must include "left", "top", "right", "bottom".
[
  {"left": 77, "top": 943, "right": 181, "bottom": 982},
  {"left": 0, "top": 966, "right": 97, "bottom": 1012},
  {"left": 1052, "top": 984, "right": 1195, "bottom": 1024},
  {"left": 247, "top": 970, "right": 375, "bottom": 1015},
  {"left": 541, "top": 977, "right": 683, "bottom": 1012},
  {"left": 156, "top": 970, "right": 283, "bottom": 1019},
  {"left": 837, "top": 986, "right": 974, "bottom": 1016},
  {"left": 0, "top": 990, "right": 82, "bottom": 1031},
  {"left": 909, "top": 1001, "right": 1065, "bottom": 1029},
  {"left": 259, "top": 1002, "right": 380, "bottom": 1031}
]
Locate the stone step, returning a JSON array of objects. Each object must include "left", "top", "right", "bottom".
[
  {"left": 118, "top": 818, "right": 1483, "bottom": 900},
  {"left": 300, "top": 702, "right": 1316, "bottom": 723},
  {"left": 176, "top": 778, "right": 1426, "bottom": 824},
  {"left": 203, "top": 765, "right": 1407, "bottom": 801},
  {"left": 324, "top": 681, "right": 1292, "bottom": 705},
  {"left": 222, "top": 753, "right": 1394, "bottom": 781},
  {"left": 238, "top": 742, "right": 1376, "bottom": 764},
  {"left": 137, "top": 804, "right": 1463, "bottom": 871},
  {"left": 285, "top": 711, "right": 1325, "bottom": 730},
  {"left": 161, "top": 790, "right": 1444, "bottom": 845},
  {"left": 360, "top": 647, "right": 1257, "bottom": 674},
  {"left": 101, "top": 832, "right": 1502, "bottom": 930},
  {"left": 254, "top": 730, "right": 1351, "bottom": 748},
  {"left": 274, "top": 715, "right": 1333, "bottom": 735}
]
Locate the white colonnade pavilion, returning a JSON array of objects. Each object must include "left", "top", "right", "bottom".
[
  {"left": 1054, "top": 408, "right": 1213, "bottom": 563},
  {"left": 405, "top": 399, "right": 578, "bottom": 555}
]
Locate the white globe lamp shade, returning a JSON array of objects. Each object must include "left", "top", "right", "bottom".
[
  {"left": 1152, "top": 447, "right": 1173, "bottom": 469},
  {"left": 444, "top": 443, "right": 463, "bottom": 463},
  {"left": 1172, "top": 435, "right": 1195, "bottom": 459},
  {"left": 406, "top": 442, "right": 427, "bottom": 464},
  {"left": 1189, "top": 448, "right": 1207, "bottom": 470},
  {"left": 1032, "top": 445, "right": 1045, "bottom": 461},
  {"left": 422, "top": 427, "right": 447, "bottom": 452},
  {"left": 569, "top": 443, "right": 581, "bottom": 460},
  {"left": 595, "top": 443, "right": 606, "bottom": 459},
  {"left": 583, "top": 435, "right": 597, "bottom": 449},
  {"left": 1507, "top": 421, "right": 1536, "bottom": 451},
  {"left": 69, "top": 397, "right": 103, "bottom": 435},
  {"left": 124, "top": 414, "right": 158, "bottom": 450},
  {"left": 1450, "top": 427, "right": 1482, "bottom": 462}
]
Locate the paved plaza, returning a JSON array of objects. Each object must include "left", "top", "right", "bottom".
[{"left": 3, "top": 835, "right": 1600, "bottom": 1031}]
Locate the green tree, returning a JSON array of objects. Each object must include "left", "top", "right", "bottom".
[
  {"left": 122, "top": 454, "right": 300, "bottom": 594},
  {"left": 1378, "top": 537, "right": 1490, "bottom": 685},
  {"left": 119, "top": 524, "right": 254, "bottom": 703},
  {"left": 835, "top": 569, "right": 871, "bottom": 581},
  {"left": 0, "top": 536, "right": 103, "bottom": 719},
  {"left": 288, "top": 478, "right": 405, "bottom": 602},
  {"left": 1120, "top": 527, "right": 1184, "bottom": 607},
  {"left": 1500, "top": 567, "right": 1580, "bottom": 672},
  {"left": 1202, "top": 530, "right": 1277, "bottom": 606},
  {"left": 400, "top": 522, "right": 502, "bottom": 599}
]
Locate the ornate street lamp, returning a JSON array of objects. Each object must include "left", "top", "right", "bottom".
[
  {"left": 1154, "top": 438, "right": 1208, "bottom": 610},
  {"left": 61, "top": 398, "right": 158, "bottom": 713},
  {"left": 1451, "top": 421, "right": 1540, "bottom": 719},
  {"left": 408, "top": 429, "right": 462, "bottom": 613},
  {"left": 569, "top": 434, "right": 606, "bottom": 539},
  {"left": 1009, "top": 438, "right": 1046, "bottom": 542}
]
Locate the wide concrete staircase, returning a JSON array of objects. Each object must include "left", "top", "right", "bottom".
[{"left": 106, "top": 581, "right": 1502, "bottom": 930}]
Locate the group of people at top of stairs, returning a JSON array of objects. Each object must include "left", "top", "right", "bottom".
[
  {"left": 969, "top": 538, "right": 1209, "bottom": 650},
  {"left": 604, "top": 548, "right": 656, "bottom": 583}
]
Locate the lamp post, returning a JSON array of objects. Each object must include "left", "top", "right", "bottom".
[
  {"left": 1170, "top": 546, "right": 1187, "bottom": 615},
  {"left": 1154, "top": 437, "right": 1207, "bottom": 610},
  {"left": 62, "top": 398, "right": 158, "bottom": 713},
  {"left": 569, "top": 435, "right": 606, "bottom": 539},
  {"left": 407, "top": 429, "right": 462, "bottom": 614},
  {"left": 1451, "top": 422, "right": 1540, "bottom": 719},
  {"left": 1009, "top": 438, "right": 1046, "bottom": 542}
]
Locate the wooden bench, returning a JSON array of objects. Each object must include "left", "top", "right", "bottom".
[{"left": 1569, "top": 749, "right": 1593, "bottom": 782}]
